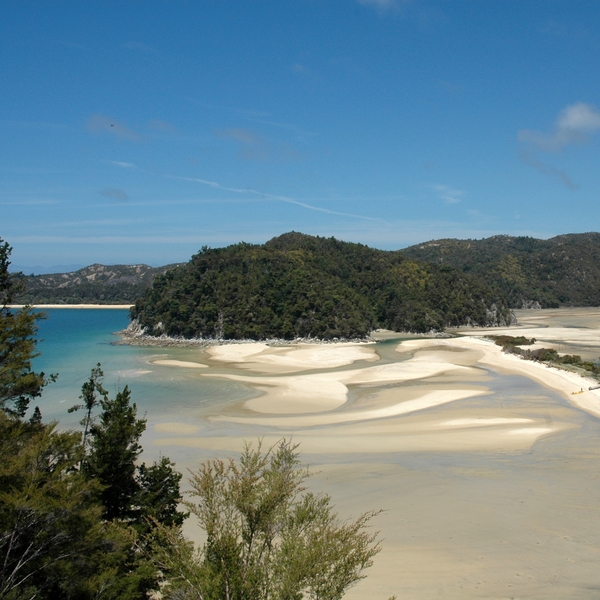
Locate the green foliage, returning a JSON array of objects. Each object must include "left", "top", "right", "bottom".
[
  {"left": 0, "top": 413, "right": 123, "bottom": 599},
  {"left": 490, "top": 335, "right": 536, "bottom": 347},
  {"left": 68, "top": 362, "right": 108, "bottom": 449},
  {"left": 13, "top": 263, "right": 181, "bottom": 305},
  {"left": 402, "top": 232, "right": 600, "bottom": 308},
  {"left": 0, "top": 238, "right": 54, "bottom": 418},
  {"left": 497, "top": 341, "right": 600, "bottom": 380},
  {"left": 131, "top": 232, "right": 511, "bottom": 339},
  {"left": 84, "top": 386, "right": 147, "bottom": 521},
  {"left": 489, "top": 335, "right": 536, "bottom": 353},
  {"left": 135, "top": 457, "right": 187, "bottom": 533},
  {"left": 151, "top": 440, "right": 382, "bottom": 600}
]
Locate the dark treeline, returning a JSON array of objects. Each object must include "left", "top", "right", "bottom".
[
  {"left": 490, "top": 335, "right": 600, "bottom": 381},
  {"left": 131, "top": 232, "right": 511, "bottom": 340},
  {"left": 402, "top": 232, "right": 600, "bottom": 308}
]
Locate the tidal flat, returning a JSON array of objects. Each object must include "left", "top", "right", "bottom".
[{"left": 35, "top": 307, "right": 600, "bottom": 599}]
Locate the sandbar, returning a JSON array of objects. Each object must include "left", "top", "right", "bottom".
[
  {"left": 206, "top": 342, "right": 379, "bottom": 373},
  {"left": 150, "top": 359, "right": 208, "bottom": 369},
  {"left": 143, "top": 309, "right": 600, "bottom": 599},
  {"left": 8, "top": 304, "right": 133, "bottom": 309}
]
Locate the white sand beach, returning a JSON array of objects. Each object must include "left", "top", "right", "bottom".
[
  {"left": 149, "top": 358, "right": 208, "bottom": 368},
  {"left": 8, "top": 304, "right": 134, "bottom": 309},
  {"left": 143, "top": 308, "right": 600, "bottom": 599}
]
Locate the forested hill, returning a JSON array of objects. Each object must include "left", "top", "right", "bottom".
[
  {"left": 130, "top": 232, "right": 511, "bottom": 340},
  {"left": 14, "top": 263, "right": 179, "bottom": 305},
  {"left": 401, "top": 232, "right": 600, "bottom": 309}
]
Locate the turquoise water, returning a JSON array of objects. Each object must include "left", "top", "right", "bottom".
[{"left": 32, "top": 309, "right": 252, "bottom": 431}]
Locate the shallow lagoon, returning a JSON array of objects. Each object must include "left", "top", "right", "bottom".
[{"left": 33, "top": 308, "right": 600, "bottom": 599}]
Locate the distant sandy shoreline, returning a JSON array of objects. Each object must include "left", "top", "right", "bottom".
[{"left": 8, "top": 304, "right": 133, "bottom": 309}]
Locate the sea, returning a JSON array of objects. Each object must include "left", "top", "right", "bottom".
[{"left": 32, "top": 308, "right": 253, "bottom": 435}]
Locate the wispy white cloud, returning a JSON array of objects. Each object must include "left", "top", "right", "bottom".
[
  {"left": 0, "top": 120, "right": 67, "bottom": 130},
  {"left": 292, "top": 63, "right": 310, "bottom": 74},
  {"left": 215, "top": 127, "right": 308, "bottom": 162},
  {"left": 517, "top": 102, "right": 600, "bottom": 189},
  {"left": 0, "top": 199, "right": 60, "bottom": 206},
  {"left": 169, "top": 175, "right": 381, "bottom": 221},
  {"left": 100, "top": 188, "right": 129, "bottom": 201},
  {"left": 518, "top": 102, "right": 600, "bottom": 152},
  {"left": 106, "top": 160, "right": 138, "bottom": 169},
  {"left": 432, "top": 184, "right": 463, "bottom": 204},
  {"left": 217, "top": 127, "right": 262, "bottom": 145},
  {"left": 216, "top": 127, "right": 269, "bottom": 160},
  {"left": 86, "top": 114, "right": 144, "bottom": 142}
]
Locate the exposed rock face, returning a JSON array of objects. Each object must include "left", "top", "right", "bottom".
[
  {"left": 14, "top": 263, "right": 181, "bottom": 304},
  {"left": 521, "top": 299, "right": 542, "bottom": 309}
]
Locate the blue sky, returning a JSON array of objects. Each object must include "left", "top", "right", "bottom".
[{"left": 2, "top": 1, "right": 600, "bottom": 271}]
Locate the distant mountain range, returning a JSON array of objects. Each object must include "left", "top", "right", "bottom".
[
  {"left": 13, "top": 263, "right": 180, "bottom": 305},
  {"left": 13, "top": 232, "right": 600, "bottom": 337},
  {"left": 402, "top": 232, "right": 600, "bottom": 308}
]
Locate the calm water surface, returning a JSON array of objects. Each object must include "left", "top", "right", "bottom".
[{"left": 33, "top": 309, "right": 252, "bottom": 429}]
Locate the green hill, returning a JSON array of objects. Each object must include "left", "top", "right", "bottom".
[
  {"left": 14, "top": 263, "right": 180, "bottom": 305},
  {"left": 130, "top": 232, "right": 511, "bottom": 340},
  {"left": 401, "top": 232, "right": 600, "bottom": 308}
]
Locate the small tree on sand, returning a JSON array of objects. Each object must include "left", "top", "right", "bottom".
[{"left": 151, "top": 440, "right": 384, "bottom": 600}]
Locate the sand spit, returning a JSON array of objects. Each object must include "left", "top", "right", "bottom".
[
  {"left": 149, "top": 359, "right": 208, "bottom": 369},
  {"left": 206, "top": 342, "right": 379, "bottom": 372},
  {"left": 204, "top": 354, "right": 470, "bottom": 414},
  {"left": 8, "top": 303, "right": 133, "bottom": 309},
  {"left": 446, "top": 336, "right": 600, "bottom": 418}
]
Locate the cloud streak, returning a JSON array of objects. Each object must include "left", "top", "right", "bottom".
[
  {"left": 107, "top": 160, "right": 138, "bottom": 169},
  {"left": 517, "top": 102, "right": 600, "bottom": 189},
  {"left": 357, "top": 0, "right": 397, "bottom": 9},
  {"left": 519, "top": 150, "right": 579, "bottom": 190},
  {"left": 170, "top": 175, "right": 381, "bottom": 221},
  {"left": 432, "top": 184, "right": 463, "bottom": 204}
]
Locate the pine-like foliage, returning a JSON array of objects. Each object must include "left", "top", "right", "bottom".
[
  {"left": 0, "top": 238, "right": 53, "bottom": 417},
  {"left": 131, "top": 232, "right": 511, "bottom": 340}
]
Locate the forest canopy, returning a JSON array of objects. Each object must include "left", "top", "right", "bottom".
[
  {"left": 130, "top": 232, "right": 511, "bottom": 340},
  {"left": 402, "top": 232, "right": 600, "bottom": 308}
]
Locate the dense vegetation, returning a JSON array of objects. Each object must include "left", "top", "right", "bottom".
[
  {"left": 1, "top": 237, "right": 387, "bottom": 599},
  {"left": 130, "top": 232, "right": 511, "bottom": 340},
  {"left": 402, "top": 232, "right": 600, "bottom": 308},
  {"left": 490, "top": 335, "right": 600, "bottom": 381},
  {"left": 13, "top": 263, "right": 179, "bottom": 305}
]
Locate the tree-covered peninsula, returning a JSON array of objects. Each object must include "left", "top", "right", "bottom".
[{"left": 130, "top": 232, "right": 511, "bottom": 340}]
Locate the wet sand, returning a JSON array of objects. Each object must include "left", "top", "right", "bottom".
[{"left": 142, "top": 308, "right": 600, "bottom": 599}]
